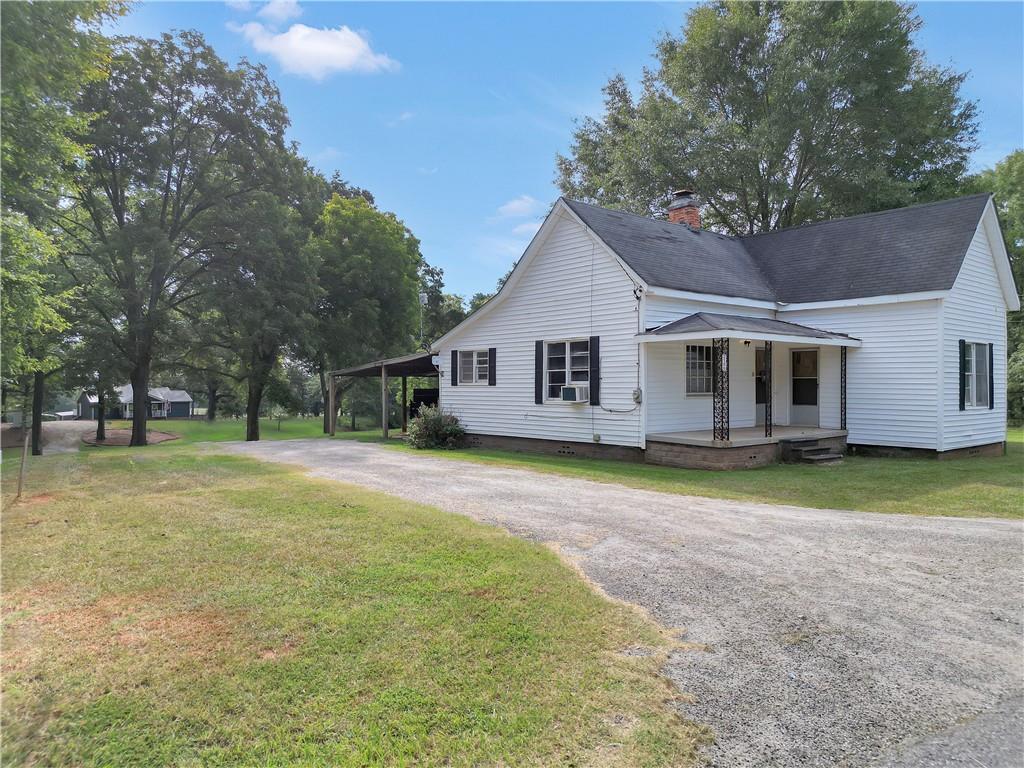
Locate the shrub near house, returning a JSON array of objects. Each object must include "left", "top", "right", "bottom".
[{"left": 408, "top": 405, "right": 466, "bottom": 449}]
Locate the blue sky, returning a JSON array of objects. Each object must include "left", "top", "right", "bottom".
[{"left": 113, "top": 1, "right": 1024, "bottom": 298}]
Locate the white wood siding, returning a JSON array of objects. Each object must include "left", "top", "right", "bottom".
[
  {"left": 645, "top": 294, "right": 774, "bottom": 329},
  {"left": 817, "top": 345, "right": 842, "bottom": 429},
  {"left": 644, "top": 339, "right": 757, "bottom": 432},
  {"left": 940, "top": 225, "right": 1009, "bottom": 449},
  {"left": 781, "top": 301, "right": 942, "bottom": 448},
  {"left": 645, "top": 339, "right": 849, "bottom": 432},
  {"left": 438, "top": 213, "right": 643, "bottom": 447}
]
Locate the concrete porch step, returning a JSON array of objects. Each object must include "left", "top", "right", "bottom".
[
  {"left": 801, "top": 452, "right": 844, "bottom": 464},
  {"left": 781, "top": 437, "right": 847, "bottom": 465}
]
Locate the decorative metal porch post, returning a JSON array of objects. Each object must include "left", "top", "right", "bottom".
[
  {"left": 712, "top": 337, "right": 730, "bottom": 442},
  {"left": 840, "top": 346, "right": 847, "bottom": 431},
  {"left": 764, "top": 341, "right": 773, "bottom": 438}
]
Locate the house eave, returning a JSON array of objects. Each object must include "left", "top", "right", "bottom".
[
  {"left": 636, "top": 330, "right": 861, "bottom": 347},
  {"left": 776, "top": 290, "right": 950, "bottom": 312},
  {"left": 643, "top": 285, "right": 777, "bottom": 309}
]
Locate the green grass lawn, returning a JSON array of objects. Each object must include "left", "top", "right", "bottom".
[
  {"left": 389, "top": 428, "right": 1024, "bottom": 519},
  {"left": 1, "top": 446, "right": 707, "bottom": 767},
  {"left": 97, "top": 417, "right": 338, "bottom": 444}
]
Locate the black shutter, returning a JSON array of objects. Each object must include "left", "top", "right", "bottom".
[
  {"left": 451, "top": 350, "right": 459, "bottom": 387},
  {"left": 958, "top": 339, "right": 966, "bottom": 411},
  {"left": 488, "top": 347, "right": 497, "bottom": 386},
  {"left": 534, "top": 341, "right": 544, "bottom": 404},
  {"left": 989, "top": 343, "right": 995, "bottom": 410},
  {"left": 589, "top": 335, "right": 601, "bottom": 406}
]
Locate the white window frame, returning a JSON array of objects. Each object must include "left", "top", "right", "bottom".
[
  {"left": 964, "top": 341, "right": 990, "bottom": 409},
  {"left": 458, "top": 349, "right": 490, "bottom": 385},
  {"left": 685, "top": 344, "right": 713, "bottom": 397},
  {"left": 545, "top": 338, "right": 590, "bottom": 401}
]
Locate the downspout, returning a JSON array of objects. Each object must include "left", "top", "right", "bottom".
[{"left": 638, "top": 289, "right": 647, "bottom": 450}]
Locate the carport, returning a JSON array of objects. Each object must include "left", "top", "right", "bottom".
[{"left": 327, "top": 351, "right": 439, "bottom": 438}]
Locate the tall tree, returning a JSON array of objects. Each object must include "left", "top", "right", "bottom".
[
  {"left": 305, "top": 195, "right": 422, "bottom": 432},
  {"left": 1, "top": 0, "right": 123, "bottom": 449},
  {"left": 963, "top": 150, "right": 1024, "bottom": 421},
  {"left": 204, "top": 188, "right": 320, "bottom": 441},
  {"left": 57, "top": 31, "right": 289, "bottom": 445},
  {"left": 557, "top": 1, "right": 978, "bottom": 235},
  {"left": 419, "top": 263, "right": 467, "bottom": 347}
]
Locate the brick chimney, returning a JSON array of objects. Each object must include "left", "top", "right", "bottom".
[{"left": 667, "top": 189, "right": 700, "bottom": 228}]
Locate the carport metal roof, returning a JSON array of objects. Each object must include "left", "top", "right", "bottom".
[{"left": 329, "top": 351, "right": 438, "bottom": 379}]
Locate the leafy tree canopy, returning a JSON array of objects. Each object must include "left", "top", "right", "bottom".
[
  {"left": 1, "top": 0, "right": 126, "bottom": 217},
  {"left": 57, "top": 29, "right": 290, "bottom": 444},
  {"left": 557, "top": 1, "right": 978, "bottom": 235},
  {"left": 962, "top": 150, "right": 1024, "bottom": 420}
]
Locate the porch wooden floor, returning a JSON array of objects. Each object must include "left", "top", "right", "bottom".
[{"left": 647, "top": 426, "right": 847, "bottom": 448}]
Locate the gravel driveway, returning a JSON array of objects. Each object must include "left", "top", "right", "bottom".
[{"left": 221, "top": 439, "right": 1024, "bottom": 767}]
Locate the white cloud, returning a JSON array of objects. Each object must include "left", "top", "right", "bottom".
[
  {"left": 475, "top": 235, "right": 530, "bottom": 266},
  {"left": 417, "top": 166, "right": 439, "bottom": 175},
  {"left": 496, "top": 194, "right": 542, "bottom": 218},
  {"left": 232, "top": 22, "right": 399, "bottom": 79},
  {"left": 387, "top": 111, "right": 414, "bottom": 127},
  {"left": 512, "top": 220, "right": 542, "bottom": 237},
  {"left": 226, "top": 0, "right": 253, "bottom": 10},
  {"left": 258, "top": 0, "right": 302, "bottom": 23}
]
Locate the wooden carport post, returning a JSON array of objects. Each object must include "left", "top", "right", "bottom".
[
  {"left": 328, "top": 374, "right": 336, "bottom": 436},
  {"left": 380, "top": 364, "right": 389, "bottom": 439},
  {"left": 401, "top": 377, "right": 408, "bottom": 434}
]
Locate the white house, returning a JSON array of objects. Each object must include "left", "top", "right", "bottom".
[
  {"left": 77, "top": 385, "right": 194, "bottom": 420},
  {"left": 432, "top": 192, "right": 1019, "bottom": 469}
]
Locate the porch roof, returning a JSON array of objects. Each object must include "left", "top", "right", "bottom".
[{"left": 638, "top": 312, "right": 861, "bottom": 347}]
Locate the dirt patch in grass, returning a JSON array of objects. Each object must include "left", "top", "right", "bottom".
[
  {"left": 16, "top": 493, "right": 58, "bottom": 506},
  {"left": 4, "top": 586, "right": 244, "bottom": 674},
  {"left": 82, "top": 429, "right": 179, "bottom": 446},
  {"left": 258, "top": 638, "right": 301, "bottom": 660}
]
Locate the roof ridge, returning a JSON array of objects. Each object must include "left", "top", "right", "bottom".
[{"left": 741, "top": 192, "right": 992, "bottom": 241}]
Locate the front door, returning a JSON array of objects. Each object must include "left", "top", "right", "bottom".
[
  {"left": 755, "top": 347, "right": 767, "bottom": 426},
  {"left": 791, "top": 349, "right": 819, "bottom": 426}
]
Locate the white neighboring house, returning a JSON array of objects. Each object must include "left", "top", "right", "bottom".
[
  {"left": 432, "top": 192, "right": 1019, "bottom": 469},
  {"left": 77, "top": 385, "right": 194, "bottom": 420}
]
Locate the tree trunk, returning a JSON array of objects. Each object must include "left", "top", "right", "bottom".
[
  {"left": 31, "top": 370, "right": 44, "bottom": 456},
  {"left": 350, "top": 396, "right": 356, "bottom": 432},
  {"left": 245, "top": 378, "right": 265, "bottom": 441},
  {"left": 206, "top": 380, "right": 218, "bottom": 421},
  {"left": 96, "top": 389, "right": 106, "bottom": 442},
  {"left": 129, "top": 362, "right": 150, "bottom": 446}
]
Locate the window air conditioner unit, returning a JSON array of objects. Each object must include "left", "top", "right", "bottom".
[{"left": 561, "top": 385, "right": 589, "bottom": 403}]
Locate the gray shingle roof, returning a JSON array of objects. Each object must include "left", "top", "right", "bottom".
[
  {"left": 647, "top": 312, "right": 856, "bottom": 341},
  {"left": 563, "top": 199, "right": 776, "bottom": 301},
  {"left": 564, "top": 193, "right": 992, "bottom": 304}
]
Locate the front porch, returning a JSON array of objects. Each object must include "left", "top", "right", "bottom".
[
  {"left": 648, "top": 425, "right": 847, "bottom": 448},
  {"left": 639, "top": 312, "right": 859, "bottom": 469}
]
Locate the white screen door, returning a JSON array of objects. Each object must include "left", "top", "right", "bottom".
[{"left": 791, "top": 349, "right": 819, "bottom": 426}]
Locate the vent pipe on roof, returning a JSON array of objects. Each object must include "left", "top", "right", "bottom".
[{"left": 667, "top": 189, "right": 701, "bottom": 229}]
